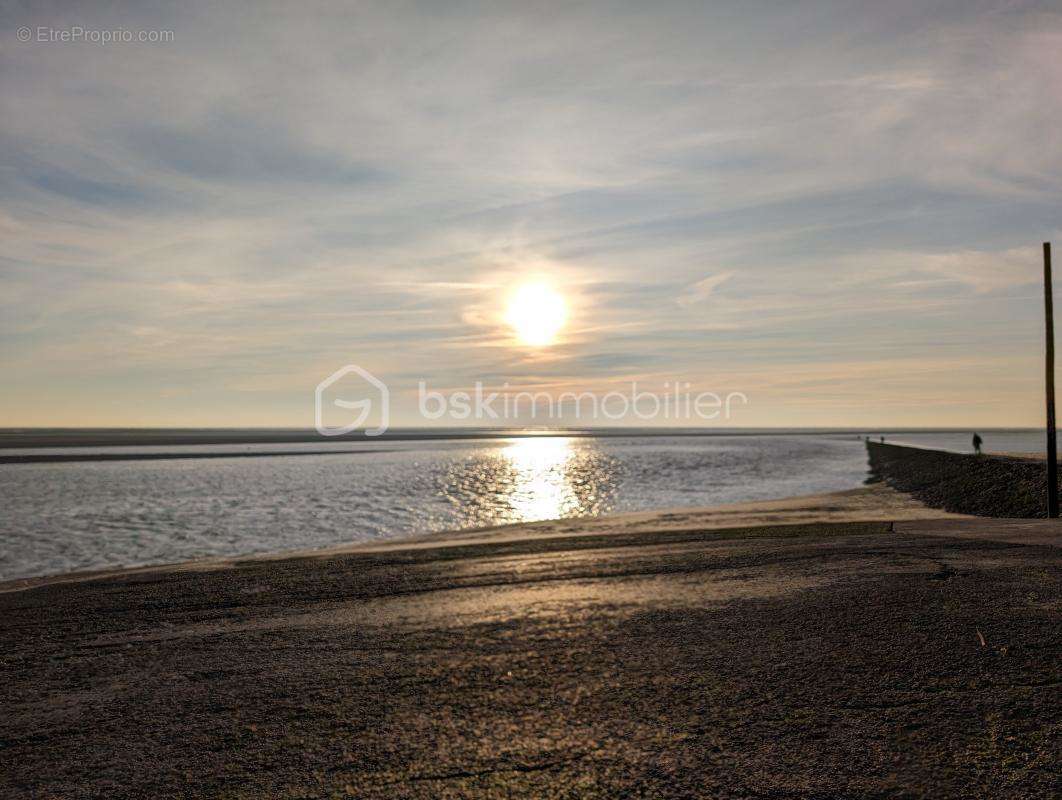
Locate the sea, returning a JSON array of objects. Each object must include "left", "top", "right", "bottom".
[{"left": 0, "top": 428, "right": 1045, "bottom": 582}]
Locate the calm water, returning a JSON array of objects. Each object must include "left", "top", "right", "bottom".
[{"left": 0, "top": 430, "right": 1041, "bottom": 581}]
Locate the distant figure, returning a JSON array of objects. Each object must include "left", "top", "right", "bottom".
[
  {"left": 973, "top": 432, "right": 983, "bottom": 455},
  {"left": 880, "top": 436, "right": 884, "bottom": 443}
]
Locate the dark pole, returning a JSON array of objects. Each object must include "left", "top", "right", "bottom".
[{"left": 1045, "top": 242, "right": 1058, "bottom": 518}]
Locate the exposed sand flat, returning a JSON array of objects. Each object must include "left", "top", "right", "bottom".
[
  {"left": 1, "top": 504, "right": 1058, "bottom": 798},
  {"left": 402, "top": 482, "right": 965, "bottom": 547}
]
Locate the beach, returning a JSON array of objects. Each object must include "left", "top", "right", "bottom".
[
  {"left": 2, "top": 487, "right": 1059, "bottom": 799},
  {"left": 0, "top": 433, "right": 882, "bottom": 582},
  {"left": 7, "top": 1, "right": 1061, "bottom": 796}
]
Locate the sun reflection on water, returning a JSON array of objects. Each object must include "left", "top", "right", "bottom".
[
  {"left": 502, "top": 436, "right": 577, "bottom": 522},
  {"left": 438, "top": 436, "right": 621, "bottom": 528}
]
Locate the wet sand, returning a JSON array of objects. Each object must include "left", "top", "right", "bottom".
[{"left": 1, "top": 493, "right": 1059, "bottom": 798}]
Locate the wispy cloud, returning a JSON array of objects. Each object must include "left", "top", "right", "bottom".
[
  {"left": 678, "top": 272, "right": 735, "bottom": 306},
  {"left": 1, "top": 1, "right": 1060, "bottom": 425}
]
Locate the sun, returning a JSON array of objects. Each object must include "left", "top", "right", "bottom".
[{"left": 505, "top": 282, "right": 567, "bottom": 346}]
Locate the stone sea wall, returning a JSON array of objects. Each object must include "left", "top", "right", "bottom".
[{"left": 866, "top": 441, "right": 1054, "bottom": 518}]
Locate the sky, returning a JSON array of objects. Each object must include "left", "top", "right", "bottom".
[{"left": 2, "top": 0, "right": 1061, "bottom": 429}]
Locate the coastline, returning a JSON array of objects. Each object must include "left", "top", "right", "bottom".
[
  {"left": 0, "top": 483, "right": 959, "bottom": 594},
  {"left": 0, "top": 426, "right": 1040, "bottom": 450}
]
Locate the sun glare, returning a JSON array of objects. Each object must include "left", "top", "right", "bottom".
[{"left": 505, "top": 283, "right": 567, "bottom": 346}]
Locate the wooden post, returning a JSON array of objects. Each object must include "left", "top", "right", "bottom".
[{"left": 1045, "top": 242, "right": 1058, "bottom": 518}]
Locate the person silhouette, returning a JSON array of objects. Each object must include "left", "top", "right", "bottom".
[{"left": 972, "top": 432, "right": 983, "bottom": 455}]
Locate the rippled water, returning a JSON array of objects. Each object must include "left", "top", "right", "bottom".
[{"left": 3, "top": 434, "right": 878, "bottom": 580}]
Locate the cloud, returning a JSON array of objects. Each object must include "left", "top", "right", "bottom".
[
  {"left": 1, "top": 1, "right": 1060, "bottom": 425},
  {"left": 678, "top": 272, "right": 735, "bottom": 306}
]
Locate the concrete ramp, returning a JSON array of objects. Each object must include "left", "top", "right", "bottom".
[{"left": 896, "top": 517, "right": 1062, "bottom": 548}]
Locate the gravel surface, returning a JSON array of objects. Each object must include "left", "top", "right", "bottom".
[{"left": 1, "top": 519, "right": 1059, "bottom": 799}]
